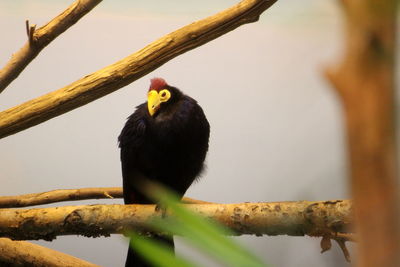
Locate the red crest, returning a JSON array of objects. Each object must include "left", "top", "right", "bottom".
[{"left": 149, "top": 78, "right": 168, "bottom": 92}]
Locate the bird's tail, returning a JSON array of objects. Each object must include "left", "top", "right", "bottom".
[{"left": 125, "top": 235, "right": 174, "bottom": 267}]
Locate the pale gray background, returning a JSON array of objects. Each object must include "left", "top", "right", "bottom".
[{"left": 1, "top": 1, "right": 352, "bottom": 266}]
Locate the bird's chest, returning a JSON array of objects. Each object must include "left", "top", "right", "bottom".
[
  {"left": 138, "top": 106, "right": 208, "bottom": 178},
  {"left": 148, "top": 128, "right": 191, "bottom": 159},
  {"left": 143, "top": 123, "right": 198, "bottom": 165}
]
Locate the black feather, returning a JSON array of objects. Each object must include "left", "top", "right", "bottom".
[{"left": 118, "top": 84, "right": 210, "bottom": 266}]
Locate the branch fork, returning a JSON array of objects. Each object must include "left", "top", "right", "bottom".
[{"left": 25, "top": 20, "right": 37, "bottom": 45}]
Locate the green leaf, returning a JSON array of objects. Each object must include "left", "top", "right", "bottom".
[
  {"left": 128, "top": 231, "right": 199, "bottom": 267},
  {"left": 146, "top": 185, "right": 267, "bottom": 267}
]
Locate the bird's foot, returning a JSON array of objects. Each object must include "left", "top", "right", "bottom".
[{"left": 155, "top": 203, "right": 168, "bottom": 218}]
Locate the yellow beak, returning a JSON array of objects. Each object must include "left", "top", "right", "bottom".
[{"left": 147, "top": 90, "right": 161, "bottom": 116}]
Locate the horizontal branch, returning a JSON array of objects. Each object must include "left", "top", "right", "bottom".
[
  {"left": 0, "top": 187, "right": 121, "bottom": 208},
  {"left": 0, "top": 200, "right": 352, "bottom": 241},
  {"left": 0, "top": 187, "right": 210, "bottom": 208},
  {"left": 0, "top": 0, "right": 278, "bottom": 138},
  {"left": 0, "top": 238, "right": 99, "bottom": 267},
  {"left": 0, "top": 0, "right": 102, "bottom": 93}
]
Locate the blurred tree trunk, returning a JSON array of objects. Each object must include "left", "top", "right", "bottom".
[{"left": 326, "top": 0, "right": 399, "bottom": 266}]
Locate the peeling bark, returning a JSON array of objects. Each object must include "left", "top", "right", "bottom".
[{"left": 0, "top": 201, "right": 352, "bottom": 241}]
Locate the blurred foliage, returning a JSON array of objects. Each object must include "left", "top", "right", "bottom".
[{"left": 128, "top": 185, "right": 267, "bottom": 267}]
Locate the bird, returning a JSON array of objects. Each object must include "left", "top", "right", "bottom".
[{"left": 118, "top": 78, "right": 210, "bottom": 267}]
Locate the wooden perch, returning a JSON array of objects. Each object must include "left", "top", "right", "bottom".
[
  {"left": 0, "top": 237, "right": 100, "bottom": 267},
  {"left": 0, "top": 0, "right": 102, "bottom": 93},
  {"left": 0, "top": 187, "right": 210, "bottom": 208},
  {"left": 0, "top": 187, "right": 122, "bottom": 208},
  {"left": 0, "top": 0, "right": 278, "bottom": 139},
  {"left": 325, "top": 0, "right": 399, "bottom": 266},
  {"left": 0, "top": 200, "right": 352, "bottom": 241}
]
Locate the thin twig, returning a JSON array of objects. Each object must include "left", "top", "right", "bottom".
[
  {"left": 25, "top": 20, "right": 36, "bottom": 44},
  {"left": 335, "top": 232, "right": 356, "bottom": 242},
  {"left": 334, "top": 238, "right": 351, "bottom": 262},
  {"left": 0, "top": 187, "right": 211, "bottom": 208},
  {"left": 0, "top": 0, "right": 278, "bottom": 139},
  {"left": 320, "top": 232, "right": 356, "bottom": 262},
  {"left": 0, "top": 0, "right": 102, "bottom": 93}
]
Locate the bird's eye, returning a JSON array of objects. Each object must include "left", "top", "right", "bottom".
[{"left": 159, "top": 89, "right": 171, "bottom": 102}]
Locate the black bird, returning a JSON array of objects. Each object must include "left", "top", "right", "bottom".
[{"left": 118, "top": 78, "right": 210, "bottom": 267}]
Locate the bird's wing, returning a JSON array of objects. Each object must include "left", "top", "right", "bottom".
[
  {"left": 118, "top": 104, "right": 152, "bottom": 204},
  {"left": 118, "top": 104, "right": 148, "bottom": 149}
]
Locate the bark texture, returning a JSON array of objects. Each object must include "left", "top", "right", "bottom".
[
  {"left": 0, "top": 238, "right": 100, "bottom": 267},
  {"left": 0, "top": 201, "right": 352, "bottom": 241}
]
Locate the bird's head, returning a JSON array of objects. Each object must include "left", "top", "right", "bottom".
[{"left": 147, "top": 78, "right": 181, "bottom": 117}]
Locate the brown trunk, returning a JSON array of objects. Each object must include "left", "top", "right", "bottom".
[{"left": 326, "top": 1, "right": 399, "bottom": 266}]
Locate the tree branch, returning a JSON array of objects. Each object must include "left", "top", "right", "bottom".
[
  {"left": 0, "top": 0, "right": 278, "bottom": 139},
  {"left": 0, "top": 187, "right": 121, "bottom": 208},
  {"left": 0, "top": 238, "right": 100, "bottom": 267},
  {"left": 0, "top": 0, "right": 102, "bottom": 93},
  {"left": 0, "top": 187, "right": 210, "bottom": 208},
  {"left": 325, "top": 0, "right": 399, "bottom": 266},
  {"left": 0, "top": 200, "right": 352, "bottom": 241}
]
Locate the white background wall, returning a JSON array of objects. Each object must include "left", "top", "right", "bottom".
[{"left": 0, "top": 1, "right": 352, "bottom": 266}]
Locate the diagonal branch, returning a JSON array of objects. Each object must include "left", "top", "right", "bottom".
[
  {"left": 0, "top": 0, "right": 102, "bottom": 93},
  {"left": 0, "top": 187, "right": 211, "bottom": 208},
  {"left": 0, "top": 0, "right": 278, "bottom": 139},
  {"left": 0, "top": 237, "right": 100, "bottom": 267},
  {"left": 0, "top": 200, "right": 352, "bottom": 241}
]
